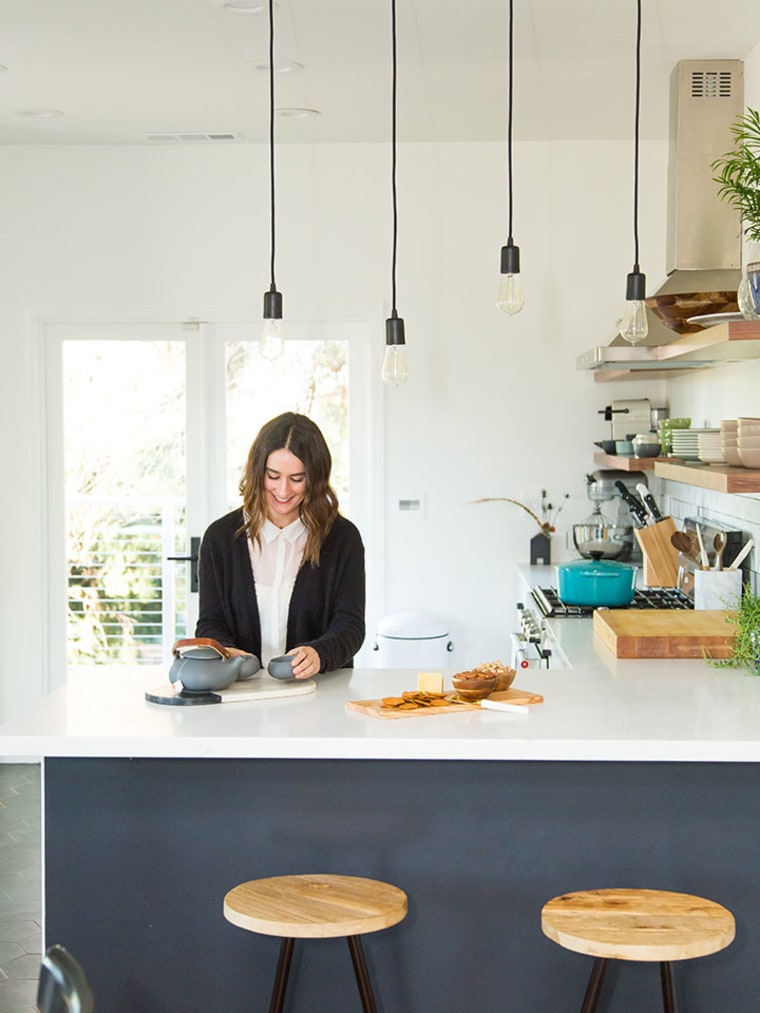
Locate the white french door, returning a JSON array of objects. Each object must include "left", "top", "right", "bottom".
[{"left": 44, "top": 313, "right": 379, "bottom": 689}]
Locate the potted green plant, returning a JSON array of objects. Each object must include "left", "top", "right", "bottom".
[
  {"left": 713, "top": 109, "right": 760, "bottom": 315},
  {"left": 709, "top": 583, "right": 760, "bottom": 672}
]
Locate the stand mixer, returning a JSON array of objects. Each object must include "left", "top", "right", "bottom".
[{"left": 574, "top": 470, "right": 648, "bottom": 561}]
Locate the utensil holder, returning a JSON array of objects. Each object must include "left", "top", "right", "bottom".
[
  {"left": 634, "top": 517, "right": 679, "bottom": 588},
  {"left": 694, "top": 569, "right": 742, "bottom": 610}
]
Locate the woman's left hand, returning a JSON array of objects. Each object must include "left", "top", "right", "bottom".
[{"left": 288, "top": 646, "right": 321, "bottom": 679}]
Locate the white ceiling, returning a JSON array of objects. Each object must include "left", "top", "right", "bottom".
[{"left": 0, "top": 0, "right": 758, "bottom": 146}]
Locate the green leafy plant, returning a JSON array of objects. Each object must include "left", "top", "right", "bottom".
[
  {"left": 712, "top": 108, "right": 760, "bottom": 243},
  {"left": 709, "top": 583, "right": 760, "bottom": 671}
]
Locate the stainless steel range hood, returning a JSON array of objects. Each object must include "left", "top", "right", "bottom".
[{"left": 579, "top": 59, "right": 744, "bottom": 372}]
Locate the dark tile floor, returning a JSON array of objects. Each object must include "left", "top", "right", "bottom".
[{"left": 0, "top": 763, "right": 41, "bottom": 1012}]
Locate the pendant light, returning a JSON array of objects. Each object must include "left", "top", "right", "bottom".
[
  {"left": 381, "top": 0, "right": 409, "bottom": 387},
  {"left": 496, "top": 0, "right": 524, "bottom": 316},
  {"left": 620, "top": 0, "right": 648, "bottom": 344},
  {"left": 259, "top": 0, "right": 285, "bottom": 361}
]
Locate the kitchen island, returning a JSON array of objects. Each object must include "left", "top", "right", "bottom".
[{"left": 2, "top": 650, "right": 760, "bottom": 1011}]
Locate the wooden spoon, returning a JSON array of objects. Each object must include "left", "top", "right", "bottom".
[{"left": 671, "top": 530, "right": 698, "bottom": 561}]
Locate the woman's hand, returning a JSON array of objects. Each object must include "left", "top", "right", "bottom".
[{"left": 288, "top": 646, "right": 321, "bottom": 679}]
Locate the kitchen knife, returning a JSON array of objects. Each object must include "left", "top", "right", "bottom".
[
  {"left": 614, "top": 480, "right": 649, "bottom": 527},
  {"left": 635, "top": 482, "right": 664, "bottom": 524}
]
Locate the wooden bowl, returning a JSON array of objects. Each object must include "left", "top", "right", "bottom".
[
  {"left": 451, "top": 673, "right": 497, "bottom": 702},
  {"left": 494, "top": 668, "right": 516, "bottom": 692},
  {"left": 645, "top": 291, "right": 738, "bottom": 335}
]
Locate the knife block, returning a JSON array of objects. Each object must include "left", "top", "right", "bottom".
[{"left": 634, "top": 517, "right": 679, "bottom": 588}]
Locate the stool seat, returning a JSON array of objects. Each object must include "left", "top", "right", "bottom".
[
  {"left": 223, "top": 874, "right": 408, "bottom": 1013},
  {"left": 542, "top": 888, "right": 735, "bottom": 963},
  {"left": 224, "top": 873, "right": 408, "bottom": 938}
]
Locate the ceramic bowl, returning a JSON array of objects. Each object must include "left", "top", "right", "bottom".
[
  {"left": 738, "top": 424, "right": 760, "bottom": 439},
  {"left": 634, "top": 443, "right": 661, "bottom": 459},
  {"left": 720, "top": 419, "right": 738, "bottom": 431},
  {"left": 451, "top": 673, "right": 497, "bottom": 702},
  {"left": 724, "top": 446, "right": 743, "bottom": 467},
  {"left": 615, "top": 440, "right": 634, "bottom": 455},
  {"left": 267, "top": 655, "right": 297, "bottom": 681},
  {"left": 738, "top": 447, "right": 760, "bottom": 469},
  {"left": 738, "top": 436, "right": 760, "bottom": 449}
]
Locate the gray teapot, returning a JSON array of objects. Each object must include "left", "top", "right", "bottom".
[{"left": 168, "top": 638, "right": 261, "bottom": 693}]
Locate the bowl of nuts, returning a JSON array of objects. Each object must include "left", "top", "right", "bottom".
[{"left": 451, "top": 661, "right": 516, "bottom": 702}]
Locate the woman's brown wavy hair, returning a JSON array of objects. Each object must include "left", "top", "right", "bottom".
[{"left": 238, "top": 413, "right": 339, "bottom": 566}]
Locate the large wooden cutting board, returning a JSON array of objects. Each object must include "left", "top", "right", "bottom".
[
  {"left": 593, "top": 609, "right": 735, "bottom": 659},
  {"left": 345, "top": 687, "right": 544, "bottom": 720}
]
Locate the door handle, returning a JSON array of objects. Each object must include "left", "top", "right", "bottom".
[{"left": 167, "top": 536, "right": 200, "bottom": 592}]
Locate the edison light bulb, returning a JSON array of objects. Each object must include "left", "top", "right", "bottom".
[
  {"left": 620, "top": 269, "right": 648, "bottom": 345},
  {"left": 497, "top": 272, "right": 525, "bottom": 315},
  {"left": 496, "top": 241, "right": 524, "bottom": 315},
  {"left": 381, "top": 344, "right": 409, "bottom": 387},
  {"left": 382, "top": 313, "right": 409, "bottom": 387},
  {"left": 260, "top": 287, "right": 284, "bottom": 360},
  {"left": 259, "top": 318, "right": 284, "bottom": 360}
]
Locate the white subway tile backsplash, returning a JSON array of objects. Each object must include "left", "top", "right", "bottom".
[{"left": 652, "top": 476, "right": 760, "bottom": 589}]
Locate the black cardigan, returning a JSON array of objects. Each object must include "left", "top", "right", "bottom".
[{"left": 195, "top": 509, "right": 366, "bottom": 672}]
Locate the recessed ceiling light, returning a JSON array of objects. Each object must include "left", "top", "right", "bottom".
[
  {"left": 254, "top": 60, "right": 304, "bottom": 74},
  {"left": 277, "top": 107, "right": 320, "bottom": 119},
  {"left": 213, "top": 0, "right": 277, "bottom": 12},
  {"left": 15, "top": 108, "right": 64, "bottom": 118}
]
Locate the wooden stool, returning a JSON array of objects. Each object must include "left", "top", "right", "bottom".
[
  {"left": 541, "top": 888, "right": 735, "bottom": 1013},
  {"left": 223, "top": 873, "right": 408, "bottom": 1013}
]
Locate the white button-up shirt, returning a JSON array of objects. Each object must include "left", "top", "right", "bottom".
[{"left": 248, "top": 517, "right": 307, "bottom": 666}]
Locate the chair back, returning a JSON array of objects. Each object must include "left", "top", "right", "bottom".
[{"left": 37, "top": 944, "right": 95, "bottom": 1013}]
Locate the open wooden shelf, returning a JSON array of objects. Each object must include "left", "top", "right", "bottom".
[
  {"left": 592, "top": 452, "right": 760, "bottom": 493},
  {"left": 593, "top": 452, "right": 674, "bottom": 472},
  {"left": 654, "top": 459, "right": 760, "bottom": 493}
]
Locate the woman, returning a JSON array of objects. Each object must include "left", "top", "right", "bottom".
[{"left": 195, "top": 412, "right": 365, "bottom": 679}]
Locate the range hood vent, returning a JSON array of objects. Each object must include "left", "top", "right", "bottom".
[{"left": 580, "top": 59, "right": 745, "bottom": 369}]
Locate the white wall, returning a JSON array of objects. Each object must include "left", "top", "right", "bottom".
[{"left": 8, "top": 96, "right": 760, "bottom": 715}]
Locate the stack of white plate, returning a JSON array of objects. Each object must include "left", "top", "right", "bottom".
[
  {"left": 738, "top": 417, "right": 760, "bottom": 469},
  {"left": 670, "top": 428, "right": 700, "bottom": 461},
  {"left": 720, "top": 419, "right": 740, "bottom": 466},
  {"left": 697, "top": 429, "right": 724, "bottom": 464}
]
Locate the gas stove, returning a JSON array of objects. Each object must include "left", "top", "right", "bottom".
[{"left": 531, "top": 585, "right": 694, "bottom": 618}]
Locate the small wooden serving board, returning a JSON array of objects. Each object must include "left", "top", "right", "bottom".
[
  {"left": 345, "top": 687, "right": 544, "bottom": 720},
  {"left": 145, "top": 677, "right": 316, "bottom": 706},
  {"left": 593, "top": 609, "right": 735, "bottom": 659}
]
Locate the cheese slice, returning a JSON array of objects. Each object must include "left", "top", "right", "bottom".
[{"left": 417, "top": 671, "right": 444, "bottom": 694}]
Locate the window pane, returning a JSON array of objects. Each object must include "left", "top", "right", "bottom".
[
  {"left": 62, "top": 340, "right": 186, "bottom": 665},
  {"left": 225, "top": 340, "right": 349, "bottom": 510}
]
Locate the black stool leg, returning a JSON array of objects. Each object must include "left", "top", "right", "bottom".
[
  {"left": 268, "top": 937, "right": 295, "bottom": 1013},
  {"left": 660, "top": 961, "right": 678, "bottom": 1013},
  {"left": 346, "top": 935, "right": 378, "bottom": 1013},
  {"left": 580, "top": 957, "right": 608, "bottom": 1013}
]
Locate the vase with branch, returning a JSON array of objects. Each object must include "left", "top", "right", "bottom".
[{"left": 472, "top": 489, "right": 569, "bottom": 565}]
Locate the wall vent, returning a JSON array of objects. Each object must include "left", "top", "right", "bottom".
[
  {"left": 690, "top": 69, "right": 733, "bottom": 99},
  {"left": 143, "top": 132, "right": 242, "bottom": 143}
]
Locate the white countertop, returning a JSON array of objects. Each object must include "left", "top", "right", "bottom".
[{"left": 2, "top": 653, "right": 760, "bottom": 762}]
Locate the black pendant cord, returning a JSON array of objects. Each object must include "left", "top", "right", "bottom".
[
  {"left": 507, "top": 0, "right": 515, "bottom": 244},
  {"left": 631, "top": 0, "right": 641, "bottom": 274},
  {"left": 268, "top": 0, "right": 277, "bottom": 294},
  {"left": 390, "top": 0, "right": 399, "bottom": 316}
]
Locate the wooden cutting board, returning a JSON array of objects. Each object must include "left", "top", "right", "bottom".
[
  {"left": 593, "top": 609, "right": 735, "bottom": 659},
  {"left": 345, "top": 687, "right": 544, "bottom": 720}
]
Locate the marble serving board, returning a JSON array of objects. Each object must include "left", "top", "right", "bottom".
[
  {"left": 145, "top": 677, "right": 316, "bottom": 706},
  {"left": 345, "top": 687, "right": 544, "bottom": 720}
]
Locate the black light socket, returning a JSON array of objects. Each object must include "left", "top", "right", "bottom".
[
  {"left": 500, "top": 241, "right": 521, "bottom": 275},
  {"left": 263, "top": 288, "right": 283, "bottom": 320},
  {"left": 626, "top": 269, "right": 646, "bottom": 302},
  {"left": 385, "top": 314, "right": 406, "bottom": 347}
]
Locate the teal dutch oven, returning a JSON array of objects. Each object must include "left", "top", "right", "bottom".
[{"left": 557, "top": 554, "right": 638, "bottom": 607}]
